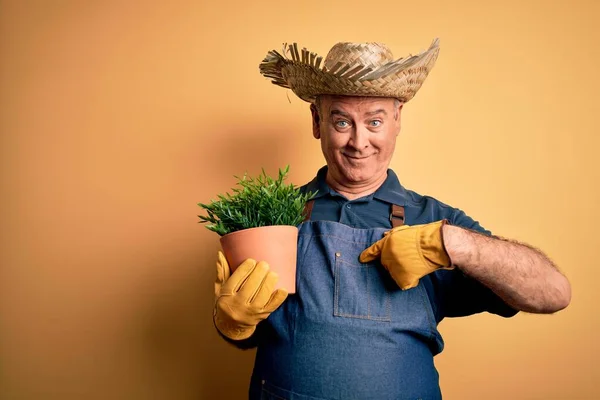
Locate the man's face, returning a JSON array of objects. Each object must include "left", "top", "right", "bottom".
[{"left": 311, "top": 95, "right": 403, "bottom": 186}]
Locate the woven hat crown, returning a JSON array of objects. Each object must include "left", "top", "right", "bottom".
[{"left": 324, "top": 42, "right": 394, "bottom": 72}]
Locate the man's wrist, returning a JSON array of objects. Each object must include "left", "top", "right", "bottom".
[{"left": 441, "top": 222, "right": 476, "bottom": 268}]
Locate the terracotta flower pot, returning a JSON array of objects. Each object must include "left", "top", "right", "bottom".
[{"left": 220, "top": 225, "right": 298, "bottom": 293}]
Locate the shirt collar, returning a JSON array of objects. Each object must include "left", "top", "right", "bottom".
[{"left": 303, "top": 165, "right": 411, "bottom": 206}]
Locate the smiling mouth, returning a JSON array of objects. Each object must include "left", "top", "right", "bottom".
[{"left": 344, "top": 154, "right": 372, "bottom": 160}]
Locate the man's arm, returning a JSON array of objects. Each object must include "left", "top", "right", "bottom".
[{"left": 442, "top": 224, "right": 571, "bottom": 314}]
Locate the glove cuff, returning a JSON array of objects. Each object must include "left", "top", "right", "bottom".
[
  {"left": 419, "top": 220, "right": 452, "bottom": 270},
  {"left": 213, "top": 307, "right": 257, "bottom": 341}
]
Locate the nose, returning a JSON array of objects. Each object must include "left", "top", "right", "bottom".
[{"left": 348, "top": 126, "right": 370, "bottom": 150}]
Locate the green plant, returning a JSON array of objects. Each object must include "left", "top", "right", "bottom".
[{"left": 198, "top": 165, "right": 316, "bottom": 236}]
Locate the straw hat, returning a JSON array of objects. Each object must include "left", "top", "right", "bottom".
[{"left": 259, "top": 38, "right": 440, "bottom": 103}]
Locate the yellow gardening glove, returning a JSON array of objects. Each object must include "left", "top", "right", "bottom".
[
  {"left": 213, "top": 251, "right": 288, "bottom": 340},
  {"left": 359, "top": 221, "right": 453, "bottom": 290}
]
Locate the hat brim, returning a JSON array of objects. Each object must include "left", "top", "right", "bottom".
[{"left": 259, "top": 39, "right": 440, "bottom": 103}]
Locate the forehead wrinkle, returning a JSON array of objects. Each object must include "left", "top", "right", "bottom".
[
  {"left": 365, "top": 109, "right": 387, "bottom": 116},
  {"left": 329, "top": 107, "right": 388, "bottom": 119},
  {"left": 320, "top": 95, "right": 395, "bottom": 120}
]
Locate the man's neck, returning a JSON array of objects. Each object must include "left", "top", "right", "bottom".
[{"left": 325, "top": 171, "right": 388, "bottom": 200}]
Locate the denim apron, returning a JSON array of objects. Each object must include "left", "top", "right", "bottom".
[{"left": 249, "top": 217, "right": 445, "bottom": 400}]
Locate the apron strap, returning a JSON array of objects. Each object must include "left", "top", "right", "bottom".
[
  {"left": 303, "top": 199, "right": 315, "bottom": 222},
  {"left": 390, "top": 204, "right": 405, "bottom": 228}
]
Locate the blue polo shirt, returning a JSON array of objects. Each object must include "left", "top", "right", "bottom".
[{"left": 301, "top": 165, "right": 518, "bottom": 321}]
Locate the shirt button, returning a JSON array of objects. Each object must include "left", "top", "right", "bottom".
[{"left": 346, "top": 204, "right": 351, "bottom": 209}]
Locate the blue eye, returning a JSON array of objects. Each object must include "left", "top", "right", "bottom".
[
  {"left": 370, "top": 120, "right": 382, "bottom": 127},
  {"left": 336, "top": 120, "right": 350, "bottom": 128}
]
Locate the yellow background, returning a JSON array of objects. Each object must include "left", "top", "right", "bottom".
[{"left": 1, "top": 1, "right": 598, "bottom": 399}]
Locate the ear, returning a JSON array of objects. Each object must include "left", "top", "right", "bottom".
[
  {"left": 310, "top": 104, "right": 321, "bottom": 139},
  {"left": 395, "top": 103, "right": 404, "bottom": 136}
]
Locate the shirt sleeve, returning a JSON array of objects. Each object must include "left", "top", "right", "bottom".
[{"left": 432, "top": 208, "right": 519, "bottom": 319}]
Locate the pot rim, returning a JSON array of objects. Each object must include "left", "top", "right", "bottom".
[{"left": 220, "top": 224, "right": 299, "bottom": 239}]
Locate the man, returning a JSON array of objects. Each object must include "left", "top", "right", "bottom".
[{"left": 212, "top": 39, "right": 571, "bottom": 399}]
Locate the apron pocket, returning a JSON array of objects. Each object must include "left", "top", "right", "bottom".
[{"left": 333, "top": 256, "right": 391, "bottom": 321}]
